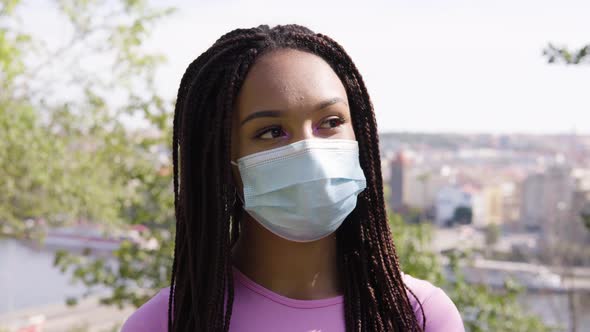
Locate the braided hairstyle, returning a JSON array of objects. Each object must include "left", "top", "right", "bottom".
[{"left": 170, "top": 24, "right": 425, "bottom": 331}]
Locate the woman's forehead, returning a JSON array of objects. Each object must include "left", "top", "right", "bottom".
[{"left": 235, "top": 49, "right": 348, "bottom": 116}]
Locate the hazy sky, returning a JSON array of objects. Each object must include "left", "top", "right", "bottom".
[{"left": 27, "top": 0, "right": 590, "bottom": 134}]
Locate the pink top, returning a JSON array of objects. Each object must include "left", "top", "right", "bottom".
[{"left": 121, "top": 266, "right": 464, "bottom": 331}]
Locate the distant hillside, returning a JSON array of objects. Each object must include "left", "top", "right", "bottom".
[{"left": 378, "top": 132, "right": 590, "bottom": 154}]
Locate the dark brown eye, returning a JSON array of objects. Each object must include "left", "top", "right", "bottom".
[
  {"left": 257, "top": 126, "right": 286, "bottom": 139},
  {"left": 319, "top": 117, "right": 345, "bottom": 129}
]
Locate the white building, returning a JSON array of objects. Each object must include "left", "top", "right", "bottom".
[
  {"left": 404, "top": 165, "right": 454, "bottom": 211},
  {"left": 435, "top": 185, "right": 473, "bottom": 226}
]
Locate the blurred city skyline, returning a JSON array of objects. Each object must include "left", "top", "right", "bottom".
[{"left": 21, "top": 0, "right": 590, "bottom": 134}]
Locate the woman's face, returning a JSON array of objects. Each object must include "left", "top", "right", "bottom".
[{"left": 231, "top": 48, "right": 356, "bottom": 171}]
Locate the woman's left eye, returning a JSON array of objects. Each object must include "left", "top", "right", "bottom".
[
  {"left": 255, "top": 126, "right": 286, "bottom": 140},
  {"left": 318, "top": 117, "right": 345, "bottom": 129}
]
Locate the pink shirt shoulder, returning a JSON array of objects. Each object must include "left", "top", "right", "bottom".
[
  {"left": 120, "top": 287, "right": 170, "bottom": 332},
  {"left": 402, "top": 273, "right": 465, "bottom": 331},
  {"left": 121, "top": 272, "right": 464, "bottom": 332}
]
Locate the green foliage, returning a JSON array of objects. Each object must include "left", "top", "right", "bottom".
[
  {"left": 0, "top": 0, "right": 174, "bottom": 235},
  {"left": 544, "top": 43, "right": 589, "bottom": 65},
  {"left": 446, "top": 253, "right": 554, "bottom": 332},
  {"left": 390, "top": 212, "right": 554, "bottom": 331},
  {"left": 389, "top": 213, "right": 445, "bottom": 285},
  {"left": 1, "top": 0, "right": 175, "bottom": 306}
]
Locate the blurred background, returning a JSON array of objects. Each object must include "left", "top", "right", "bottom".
[{"left": 1, "top": 0, "right": 589, "bottom": 331}]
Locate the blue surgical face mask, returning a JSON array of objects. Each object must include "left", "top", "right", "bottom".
[{"left": 231, "top": 139, "right": 367, "bottom": 242}]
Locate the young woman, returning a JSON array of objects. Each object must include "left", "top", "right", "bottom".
[{"left": 122, "top": 24, "right": 464, "bottom": 332}]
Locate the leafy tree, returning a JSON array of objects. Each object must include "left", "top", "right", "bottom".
[
  {"left": 1, "top": 0, "right": 176, "bottom": 306},
  {"left": 543, "top": 43, "right": 589, "bottom": 64},
  {"left": 390, "top": 213, "right": 554, "bottom": 332},
  {"left": 0, "top": 0, "right": 68, "bottom": 234}
]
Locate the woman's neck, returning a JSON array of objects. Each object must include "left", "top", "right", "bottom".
[{"left": 231, "top": 214, "right": 342, "bottom": 300}]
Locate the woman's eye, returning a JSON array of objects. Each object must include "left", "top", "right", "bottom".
[
  {"left": 256, "top": 126, "right": 286, "bottom": 139},
  {"left": 319, "top": 117, "right": 345, "bottom": 129}
]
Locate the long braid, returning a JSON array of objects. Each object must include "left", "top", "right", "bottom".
[
  {"left": 170, "top": 24, "right": 424, "bottom": 331},
  {"left": 353, "top": 61, "right": 426, "bottom": 329},
  {"left": 223, "top": 47, "right": 260, "bottom": 331}
]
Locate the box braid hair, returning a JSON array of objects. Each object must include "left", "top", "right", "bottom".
[{"left": 169, "top": 24, "right": 426, "bottom": 331}]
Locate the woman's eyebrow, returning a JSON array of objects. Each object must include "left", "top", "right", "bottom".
[
  {"left": 240, "top": 97, "right": 348, "bottom": 126},
  {"left": 240, "top": 110, "right": 281, "bottom": 126}
]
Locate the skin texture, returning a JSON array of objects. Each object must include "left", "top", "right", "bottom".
[{"left": 230, "top": 48, "right": 356, "bottom": 300}]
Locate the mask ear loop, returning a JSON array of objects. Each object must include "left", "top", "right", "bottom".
[
  {"left": 229, "top": 179, "right": 241, "bottom": 247},
  {"left": 229, "top": 186, "right": 237, "bottom": 210},
  {"left": 230, "top": 160, "right": 245, "bottom": 206}
]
